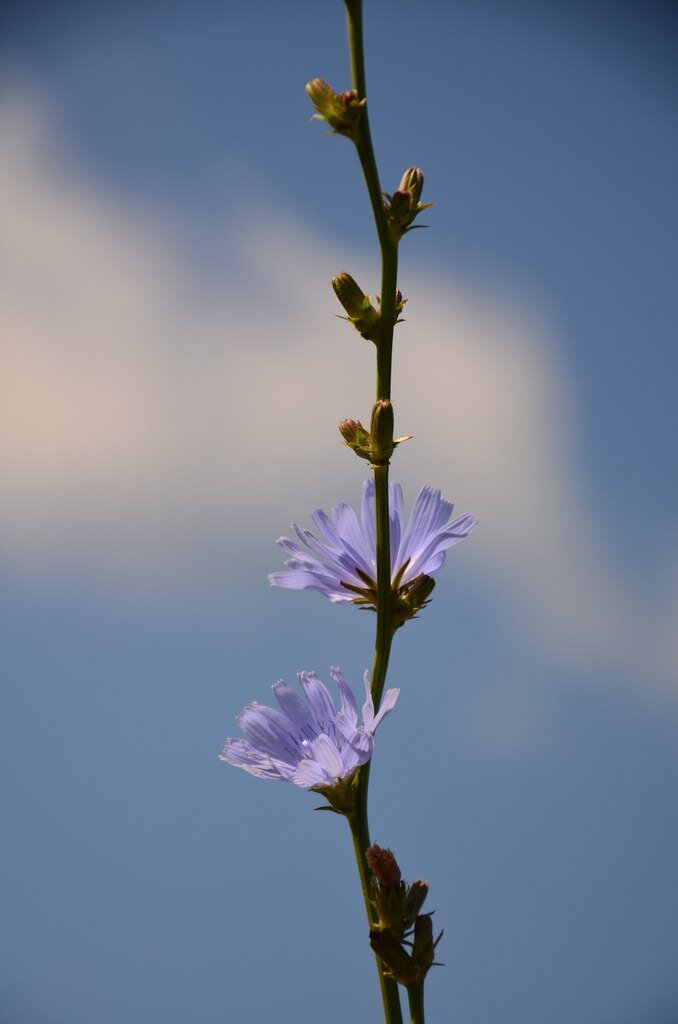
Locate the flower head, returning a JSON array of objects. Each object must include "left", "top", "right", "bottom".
[
  {"left": 220, "top": 667, "right": 398, "bottom": 792},
  {"left": 269, "top": 479, "right": 477, "bottom": 622}
]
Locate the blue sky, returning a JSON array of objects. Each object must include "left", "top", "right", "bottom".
[{"left": 2, "top": 2, "right": 677, "bottom": 1022}]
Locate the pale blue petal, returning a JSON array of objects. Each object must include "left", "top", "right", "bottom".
[
  {"left": 400, "top": 512, "right": 479, "bottom": 583},
  {"left": 389, "top": 482, "right": 405, "bottom": 572},
  {"left": 371, "top": 688, "right": 400, "bottom": 731},
  {"left": 237, "top": 703, "right": 300, "bottom": 762},
  {"left": 308, "top": 732, "right": 345, "bottom": 779},
  {"left": 360, "top": 479, "right": 376, "bottom": 555},
  {"left": 298, "top": 671, "right": 337, "bottom": 731},
  {"left": 332, "top": 502, "right": 374, "bottom": 574},
  {"left": 290, "top": 758, "right": 332, "bottom": 788},
  {"left": 219, "top": 738, "right": 288, "bottom": 780},
  {"left": 395, "top": 486, "right": 452, "bottom": 571},
  {"left": 268, "top": 569, "right": 339, "bottom": 593},
  {"left": 341, "top": 730, "right": 374, "bottom": 773},
  {"left": 329, "top": 666, "right": 358, "bottom": 725},
  {"left": 361, "top": 670, "right": 375, "bottom": 732},
  {"left": 272, "top": 680, "right": 318, "bottom": 739}
]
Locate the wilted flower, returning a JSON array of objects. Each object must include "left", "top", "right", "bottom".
[
  {"left": 269, "top": 479, "right": 477, "bottom": 621},
  {"left": 220, "top": 668, "right": 398, "bottom": 791}
]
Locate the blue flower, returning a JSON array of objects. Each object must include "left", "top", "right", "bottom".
[
  {"left": 269, "top": 479, "right": 477, "bottom": 616},
  {"left": 220, "top": 668, "right": 399, "bottom": 789}
]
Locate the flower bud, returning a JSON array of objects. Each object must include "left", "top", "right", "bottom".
[
  {"left": 339, "top": 408, "right": 410, "bottom": 466},
  {"left": 411, "top": 914, "right": 443, "bottom": 978},
  {"left": 398, "top": 166, "right": 425, "bottom": 206},
  {"left": 369, "top": 929, "right": 418, "bottom": 987},
  {"left": 332, "top": 273, "right": 380, "bottom": 342},
  {"left": 370, "top": 399, "right": 394, "bottom": 466},
  {"left": 306, "top": 78, "right": 365, "bottom": 138},
  {"left": 338, "top": 418, "right": 372, "bottom": 461},
  {"left": 404, "top": 880, "right": 429, "bottom": 924},
  {"left": 383, "top": 166, "right": 432, "bottom": 242}
]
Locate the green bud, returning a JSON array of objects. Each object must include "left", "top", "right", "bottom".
[
  {"left": 332, "top": 273, "right": 380, "bottom": 342},
  {"left": 306, "top": 79, "right": 365, "bottom": 138},
  {"left": 404, "top": 880, "right": 429, "bottom": 925},
  {"left": 411, "top": 914, "right": 444, "bottom": 978},
  {"left": 338, "top": 418, "right": 372, "bottom": 461},
  {"left": 399, "top": 166, "right": 425, "bottom": 206},
  {"left": 383, "top": 166, "right": 432, "bottom": 242},
  {"left": 370, "top": 399, "right": 394, "bottom": 466}
]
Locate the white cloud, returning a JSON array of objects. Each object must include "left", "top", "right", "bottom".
[{"left": 1, "top": 85, "right": 675, "bottom": 691}]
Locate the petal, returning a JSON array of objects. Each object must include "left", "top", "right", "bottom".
[
  {"left": 332, "top": 502, "right": 374, "bottom": 574},
  {"left": 389, "top": 482, "right": 405, "bottom": 572},
  {"left": 360, "top": 479, "right": 376, "bottom": 555},
  {"left": 272, "top": 680, "right": 318, "bottom": 739},
  {"left": 361, "top": 670, "right": 376, "bottom": 731},
  {"left": 236, "top": 703, "right": 300, "bottom": 762},
  {"left": 395, "top": 487, "right": 450, "bottom": 568},
  {"left": 290, "top": 758, "right": 331, "bottom": 788},
  {"left": 371, "top": 688, "right": 400, "bottom": 731},
  {"left": 341, "top": 729, "right": 374, "bottom": 772},
  {"left": 291, "top": 733, "right": 345, "bottom": 788},
  {"left": 329, "top": 666, "right": 358, "bottom": 729},
  {"left": 400, "top": 512, "right": 478, "bottom": 583},
  {"left": 268, "top": 568, "right": 342, "bottom": 594},
  {"left": 309, "top": 732, "right": 345, "bottom": 778},
  {"left": 298, "top": 671, "right": 337, "bottom": 731},
  {"left": 219, "top": 738, "right": 289, "bottom": 780}
]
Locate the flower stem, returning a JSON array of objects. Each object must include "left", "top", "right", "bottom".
[
  {"left": 344, "top": 3, "right": 403, "bottom": 1023},
  {"left": 407, "top": 983, "right": 426, "bottom": 1024}
]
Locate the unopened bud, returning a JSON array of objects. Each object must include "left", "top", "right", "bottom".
[
  {"left": 306, "top": 78, "right": 365, "bottom": 138},
  {"left": 339, "top": 418, "right": 372, "bottom": 461},
  {"left": 383, "top": 166, "right": 432, "bottom": 241},
  {"left": 370, "top": 929, "right": 418, "bottom": 987},
  {"left": 404, "top": 880, "right": 429, "bottom": 924},
  {"left": 411, "top": 914, "right": 443, "bottom": 978},
  {"left": 370, "top": 400, "right": 394, "bottom": 466},
  {"left": 399, "top": 166, "right": 425, "bottom": 206},
  {"left": 332, "top": 273, "right": 380, "bottom": 342}
]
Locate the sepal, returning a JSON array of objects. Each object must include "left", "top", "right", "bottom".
[
  {"left": 311, "top": 768, "right": 360, "bottom": 815},
  {"left": 392, "top": 572, "right": 436, "bottom": 627}
]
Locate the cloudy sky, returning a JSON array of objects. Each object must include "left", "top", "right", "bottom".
[{"left": 2, "top": 2, "right": 677, "bottom": 1023}]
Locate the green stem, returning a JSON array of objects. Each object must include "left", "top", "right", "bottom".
[
  {"left": 344, "top": 3, "right": 403, "bottom": 1023},
  {"left": 347, "top": 804, "right": 403, "bottom": 1024},
  {"left": 407, "top": 984, "right": 425, "bottom": 1024},
  {"left": 344, "top": 0, "right": 400, "bottom": 408}
]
